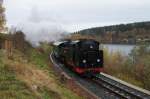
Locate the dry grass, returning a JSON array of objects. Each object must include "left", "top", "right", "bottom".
[
  {"left": 6, "top": 61, "right": 61, "bottom": 99},
  {"left": 0, "top": 48, "right": 82, "bottom": 99}
]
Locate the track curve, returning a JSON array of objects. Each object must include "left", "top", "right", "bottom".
[{"left": 50, "top": 52, "right": 150, "bottom": 99}]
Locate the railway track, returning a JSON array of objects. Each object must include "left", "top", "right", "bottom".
[
  {"left": 50, "top": 52, "right": 150, "bottom": 99},
  {"left": 92, "top": 73, "right": 150, "bottom": 99}
]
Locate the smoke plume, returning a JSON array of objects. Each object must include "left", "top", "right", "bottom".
[{"left": 16, "top": 7, "right": 67, "bottom": 46}]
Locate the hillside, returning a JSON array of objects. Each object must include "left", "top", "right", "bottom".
[
  {"left": 0, "top": 32, "right": 83, "bottom": 99},
  {"left": 74, "top": 21, "right": 150, "bottom": 44}
]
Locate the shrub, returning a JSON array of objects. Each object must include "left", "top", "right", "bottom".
[{"left": 103, "top": 44, "right": 150, "bottom": 90}]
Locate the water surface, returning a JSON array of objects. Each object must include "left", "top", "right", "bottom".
[{"left": 102, "top": 44, "right": 135, "bottom": 56}]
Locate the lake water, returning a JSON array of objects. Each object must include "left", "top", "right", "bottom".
[{"left": 102, "top": 44, "right": 135, "bottom": 56}]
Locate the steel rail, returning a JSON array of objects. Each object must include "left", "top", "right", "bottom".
[
  {"left": 50, "top": 51, "right": 150, "bottom": 99},
  {"left": 92, "top": 74, "right": 150, "bottom": 99}
]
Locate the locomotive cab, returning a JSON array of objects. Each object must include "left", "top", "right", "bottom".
[{"left": 73, "top": 39, "right": 103, "bottom": 74}]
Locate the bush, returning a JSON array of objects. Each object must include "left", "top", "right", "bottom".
[
  {"left": 103, "top": 48, "right": 125, "bottom": 75},
  {"left": 0, "top": 50, "right": 5, "bottom": 67},
  {"left": 104, "top": 44, "right": 150, "bottom": 90}
]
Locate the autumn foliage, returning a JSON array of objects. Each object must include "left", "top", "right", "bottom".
[{"left": 104, "top": 44, "right": 150, "bottom": 90}]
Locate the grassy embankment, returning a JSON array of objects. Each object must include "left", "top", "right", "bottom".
[
  {"left": 103, "top": 44, "right": 150, "bottom": 91},
  {"left": 0, "top": 43, "right": 82, "bottom": 99}
]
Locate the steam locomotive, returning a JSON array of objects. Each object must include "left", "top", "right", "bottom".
[{"left": 53, "top": 39, "right": 103, "bottom": 75}]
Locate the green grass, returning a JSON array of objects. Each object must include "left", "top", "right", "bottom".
[
  {"left": 0, "top": 45, "right": 83, "bottom": 99},
  {"left": 39, "top": 87, "right": 61, "bottom": 99},
  {"left": 30, "top": 49, "right": 48, "bottom": 69},
  {"left": 27, "top": 45, "right": 83, "bottom": 99},
  {"left": 29, "top": 45, "right": 52, "bottom": 69},
  {"left": 0, "top": 63, "right": 38, "bottom": 99}
]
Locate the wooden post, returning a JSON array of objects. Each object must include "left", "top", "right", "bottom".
[{"left": 4, "top": 39, "right": 13, "bottom": 57}]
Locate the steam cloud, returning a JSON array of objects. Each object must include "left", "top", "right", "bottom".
[{"left": 16, "top": 7, "right": 67, "bottom": 46}]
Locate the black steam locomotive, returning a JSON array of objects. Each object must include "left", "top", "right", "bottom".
[{"left": 53, "top": 39, "right": 103, "bottom": 75}]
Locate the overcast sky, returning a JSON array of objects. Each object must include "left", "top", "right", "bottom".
[{"left": 4, "top": 0, "right": 150, "bottom": 32}]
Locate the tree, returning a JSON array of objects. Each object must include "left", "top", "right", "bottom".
[
  {"left": 12, "top": 31, "right": 26, "bottom": 51},
  {"left": 0, "top": 0, "right": 6, "bottom": 33}
]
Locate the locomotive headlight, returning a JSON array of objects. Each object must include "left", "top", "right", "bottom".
[
  {"left": 97, "top": 59, "right": 100, "bottom": 62},
  {"left": 82, "top": 59, "right": 86, "bottom": 63}
]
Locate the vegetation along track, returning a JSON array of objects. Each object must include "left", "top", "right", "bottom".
[
  {"left": 92, "top": 73, "right": 150, "bottom": 99},
  {"left": 50, "top": 51, "right": 150, "bottom": 99}
]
